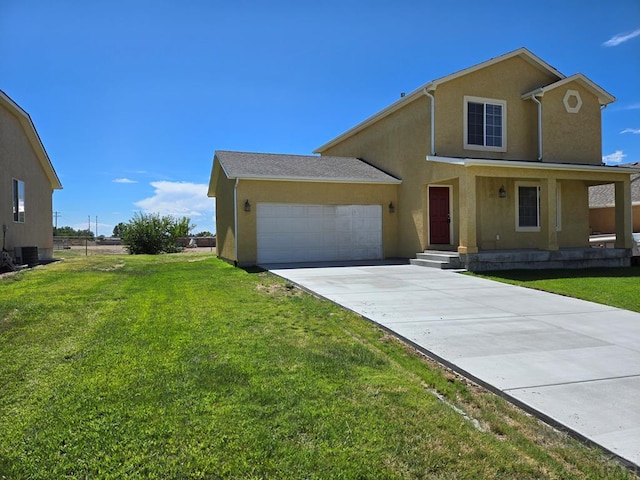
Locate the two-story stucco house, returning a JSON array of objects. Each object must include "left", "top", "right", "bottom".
[
  {"left": 208, "top": 48, "right": 637, "bottom": 271},
  {"left": 1, "top": 90, "right": 62, "bottom": 267}
]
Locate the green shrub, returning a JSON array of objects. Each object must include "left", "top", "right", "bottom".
[{"left": 121, "top": 213, "right": 194, "bottom": 254}]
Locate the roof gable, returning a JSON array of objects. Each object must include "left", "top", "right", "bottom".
[
  {"left": 522, "top": 73, "right": 615, "bottom": 105},
  {"left": 428, "top": 47, "right": 564, "bottom": 90},
  {"left": 208, "top": 151, "right": 400, "bottom": 197},
  {"left": 315, "top": 48, "right": 565, "bottom": 153},
  {"left": 0, "top": 90, "right": 62, "bottom": 190}
]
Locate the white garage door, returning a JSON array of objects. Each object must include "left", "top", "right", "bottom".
[{"left": 257, "top": 203, "right": 382, "bottom": 264}]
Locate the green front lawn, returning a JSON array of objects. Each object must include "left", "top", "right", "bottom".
[
  {"left": 472, "top": 266, "right": 640, "bottom": 313},
  {"left": 0, "top": 253, "right": 634, "bottom": 479}
]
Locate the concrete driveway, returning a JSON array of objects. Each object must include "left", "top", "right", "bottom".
[{"left": 266, "top": 262, "right": 640, "bottom": 468}]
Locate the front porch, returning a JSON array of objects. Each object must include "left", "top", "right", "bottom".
[
  {"left": 412, "top": 247, "right": 631, "bottom": 271},
  {"left": 424, "top": 156, "right": 639, "bottom": 270}
]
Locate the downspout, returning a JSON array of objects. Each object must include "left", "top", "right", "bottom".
[
  {"left": 531, "top": 94, "right": 543, "bottom": 161},
  {"left": 423, "top": 87, "right": 435, "bottom": 156},
  {"left": 233, "top": 178, "right": 239, "bottom": 266}
]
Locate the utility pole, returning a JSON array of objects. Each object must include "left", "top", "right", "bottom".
[
  {"left": 52, "top": 211, "right": 61, "bottom": 233},
  {"left": 95, "top": 216, "right": 98, "bottom": 238}
]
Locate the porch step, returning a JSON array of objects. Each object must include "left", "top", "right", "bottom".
[{"left": 410, "top": 250, "right": 462, "bottom": 270}]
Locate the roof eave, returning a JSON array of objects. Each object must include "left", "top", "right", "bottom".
[
  {"left": 522, "top": 73, "right": 616, "bottom": 105},
  {"left": 427, "top": 155, "right": 640, "bottom": 174},
  {"left": 0, "top": 90, "right": 62, "bottom": 190},
  {"left": 207, "top": 154, "right": 231, "bottom": 197},
  {"left": 314, "top": 85, "right": 431, "bottom": 154},
  {"left": 226, "top": 174, "right": 402, "bottom": 185}
]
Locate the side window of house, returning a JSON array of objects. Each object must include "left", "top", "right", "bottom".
[
  {"left": 13, "top": 178, "right": 25, "bottom": 223},
  {"left": 464, "top": 96, "right": 507, "bottom": 152},
  {"left": 516, "top": 183, "right": 540, "bottom": 232}
]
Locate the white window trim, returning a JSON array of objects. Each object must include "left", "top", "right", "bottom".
[
  {"left": 463, "top": 95, "right": 507, "bottom": 153},
  {"left": 515, "top": 182, "right": 540, "bottom": 232}
]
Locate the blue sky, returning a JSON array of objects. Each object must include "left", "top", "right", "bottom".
[{"left": 1, "top": 1, "right": 638, "bottom": 236}]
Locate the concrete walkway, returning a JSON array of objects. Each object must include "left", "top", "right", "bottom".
[{"left": 266, "top": 263, "right": 640, "bottom": 468}]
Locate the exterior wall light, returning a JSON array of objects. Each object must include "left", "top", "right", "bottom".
[
  {"left": 388, "top": 202, "right": 395, "bottom": 213},
  {"left": 244, "top": 200, "right": 251, "bottom": 212},
  {"left": 499, "top": 186, "right": 507, "bottom": 198}
]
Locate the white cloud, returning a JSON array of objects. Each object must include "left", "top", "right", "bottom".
[
  {"left": 603, "top": 28, "right": 640, "bottom": 47},
  {"left": 602, "top": 150, "right": 627, "bottom": 164},
  {"left": 134, "top": 181, "right": 213, "bottom": 219},
  {"left": 113, "top": 177, "right": 137, "bottom": 184},
  {"left": 621, "top": 128, "right": 640, "bottom": 134}
]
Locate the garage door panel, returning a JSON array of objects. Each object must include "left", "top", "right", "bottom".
[{"left": 257, "top": 203, "right": 382, "bottom": 264}]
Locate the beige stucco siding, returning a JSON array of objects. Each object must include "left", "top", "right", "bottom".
[
  {"left": 214, "top": 171, "right": 237, "bottom": 262},
  {"left": 319, "top": 56, "right": 618, "bottom": 258},
  {"left": 0, "top": 104, "right": 55, "bottom": 259},
  {"left": 556, "top": 181, "right": 591, "bottom": 247},
  {"left": 319, "top": 57, "right": 573, "bottom": 257},
  {"left": 542, "top": 81, "right": 602, "bottom": 165},
  {"left": 475, "top": 176, "right": 589, "bottom": 250},
  {"left": 234, "top": 180, "right": 398, "bottom": 265},
  {"left": 435, "top": 56, "right": 557, "bottom": 161},
  {"left": 321, "top": 99, "right": 431, "bottom": 257}
]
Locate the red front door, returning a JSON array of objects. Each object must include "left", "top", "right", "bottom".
[{"left": 429, "top": 186, "right": 450, "bottom": 244}]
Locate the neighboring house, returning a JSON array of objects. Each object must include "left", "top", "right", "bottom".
[
  {"left": 208, "top": 48, "right": 637, "bottom": 270},
  {"left": 1, "top": 90, "right": 62, "bottom": 264},
  {"left": 589, "top": 163, "right": 640, "bottom": 234}
]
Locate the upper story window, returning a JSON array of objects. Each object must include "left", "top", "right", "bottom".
[
  {"left": 13, "top": 178, "right": 25, "bottom": 223},
  {"left": 464, "top": 96, "right": 507, "bottom": 152}
]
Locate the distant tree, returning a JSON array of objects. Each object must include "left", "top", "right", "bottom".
[
  {"left": 54, "top": 226, "right": 94, "bottom": 240},
  {"left": 195, "top": 231, "right": 214, "bottom": 237},
  {"left": 55, "top": 226, "right": 76, "bottom": 237},
  {"left": 112, "top": 222, "right": 126, "bottom": 237},
  {"left": 120, "top": 213, "right": 194, "bottom": 255},
  {"left": 76, "top": 229, "right": 95, "bottom": 240}
]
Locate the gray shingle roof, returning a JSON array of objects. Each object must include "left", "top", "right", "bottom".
[
  {"left": 589, "top": 163, "right": 640, "bottom": 207},
  {"left": 215, "top": 151, "right": 401, "bottom": 184}
]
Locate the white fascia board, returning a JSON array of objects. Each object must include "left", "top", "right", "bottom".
[
  {"left": 427, "top": 155, "right": 640, "bottom": 174},
  {"left": 234, "top": 175, "right": 402, "bottom": 185}
]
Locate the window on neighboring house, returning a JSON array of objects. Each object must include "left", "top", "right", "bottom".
[
  {"left": 464, "top": 96, "right": 507, "bottom": 152},
  {"left": 13, "top": 178, "right": 25, "bottom": 223},
  {"left": 516, "top": 183, "right": 540, "bottom": 232}
]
